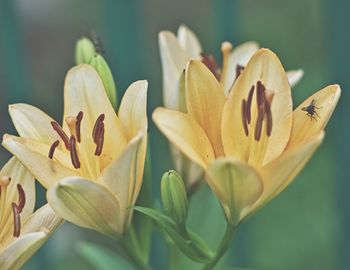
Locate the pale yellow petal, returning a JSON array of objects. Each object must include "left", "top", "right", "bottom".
[
  {"left": 2, "top": 134, "right": 77, "bottom": 188},
  {"left": 186, "top": 60, "right": 226, "bottom": 156},
  {"left": 153, "top": 108, "right": 215, "bottom": 168},
  {"left": 287, "top": 84, "right": 340, "bottom": 149},
  {"left": 99, "top": 134, "right": 145, "bottom": 212},
  {"left": 222, "top": 48, "right": 292, "bottom": 166},
  {"left": 287, "top": 69, "right": 304, "bottom": 87},
  {"left": 223, "top": 41, "right": 259, "bottom": 95},
  {"left": 47, "top": 177, "right": 123, "bottom": 237},
  {"left": 159, "top": 31, "right": 189, "bottom": 109},
  {"left": 177, "top": 24, "right": 202, "bottom": 58},
  {"left": 9, "top": 103, "right": 60, "bottom": 145},
  {"left": 206, "top": 158, "right": 263, "bottom": 225},
  {"left": 63, "top": 64, "right": 127, "bottom": 163},
  {"left": 252, "top": 132, "right": 324, "bottom": 212},
  {"left": 0, "top": 231, "right": 48, "bottom": 270},
  {"left": 118, "top": 80, "right": 148, "bottom": 140}
]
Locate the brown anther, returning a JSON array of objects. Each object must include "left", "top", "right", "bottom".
[
  {"left": 76, "top": 111, "right": 83, "bottom": 143},
  {"left": 51, "top": 121, "right": 70, "bottom": 150},
  {"left": 246, "top": 85, "right": 255, "bottom": 124},
  {"left": 92, "top": 114, "right": 105, "bottom": 143},
  {"left": 48, "top": 140, "right": 60, "bottom": 159},
  {"left": 11, "top": 203, "right": 21, "bottom": 237},
  {"left": 256, "top": 81, "right": 266, "bottom": 107},
  {"left": 254, "top": 113, "right": 264, "bottom": 141},
  {"left": 17, "top": 184, "right": 26, "bottom": 213},
  {"left": 94, "top": 123, "right": 105, "bottom": 156},
  {"left": 236, "top": 64, "right": 245, "bottom": 79},
  {"left": 69, "top": 136, "right": 81, "bottom": 169},
  {"left": 201, "top": 53, "right": 221, "bottom": 81},
  {"left": 241, "top": 99, "right": 249, "bottom": 136},
  {"left": 265, "top": 100, "right": 273, "bottom": 137}
]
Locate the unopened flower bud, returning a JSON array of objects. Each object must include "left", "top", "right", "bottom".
[
  {"left": 75, "top": 37, "right": 96, "bottom": 65},
  {"left": 161, "top": 170, "right": 188, "bottom": 225},
  {"left": 89, "top": 54, "right": 118, "bottom": 108}
]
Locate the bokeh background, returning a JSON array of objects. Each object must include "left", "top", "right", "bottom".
[{"left": 0, "top": 0, "right": 348, "bottom": 269}]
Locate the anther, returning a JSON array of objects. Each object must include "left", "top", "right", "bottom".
[
  {"left": 241, "top": 99, "right": 249, "bottom": 136},
  {"left": 51, "top": 121, "right": 70, "bottom": 150},
  {"left": 69, "top": 136, "right": 81, "bottom": 169},
  {"left": 201, "top": 53, "right": 221, "bottom": 81},
  {"left": 265, "top": 100, "right": 273, "bottom": 137},
  {"left": 254, "top": 113, "right": 264, "bottom": 141},
  {"left": 246, "top": 85, "right": 254, "bottom": 124},
  {"left": 94, "top": 123, "right": 105, "bottom": 156},
  {"left": 76, "top": 111, "right": 83, "bottom": 143},
  {"left": 11, "top": 203, "right": 21, "bottom": 238},
  {"left": 17, "top": 184, "right": 26, "bottom": 213},
  {"left": 48, "top": 140, "right": 60, "bottom": 159},
  {"left": 256, "top": 81, "right": 266, "bottom": 107},
  {"left": 92, "top": 114, "right": 105, "bottom": 143},
  {"left": 236, "top": 65, "right": 245, "bottom": 79}
]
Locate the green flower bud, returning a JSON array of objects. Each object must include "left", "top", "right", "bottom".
[
  {"left": 161, "top": 170, "right": 188, "bottom": 225},
  {"left": 75, "top": 37, "right": 96, "bottom": 65},
  {"left": 89, "top": 54, "right": 118, "bottom": 108}
]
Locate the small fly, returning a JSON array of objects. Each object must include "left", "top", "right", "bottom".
[{"left": 301, "top": 99, "right": 321, "bottom": 121}]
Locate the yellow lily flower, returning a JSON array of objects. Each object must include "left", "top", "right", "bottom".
[
  {"left": 153, "top": 48, "right": 340, "bottom": 226},
  {"left": 159, "top": 25, "right": 303, "bottom": 190},
  {"left": 2, "top": 64, "right": 148, "bottom": 238},
  {"left": 0, "top": 158, "right": 61, "bottom": 270}
]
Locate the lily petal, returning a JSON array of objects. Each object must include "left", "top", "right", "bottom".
[
  {"left": 177, "top": 25, "right": 202, "bottom": 58},
  {"left": 2, "top": 135, "right": 77, "bottom": 188},
  {"left": 222, "top": 48, "right": 292, "bottom": 166},
  {"left": 186, "top": 60, "right": 226, "bottom": 156},
  {"left": 63, "top": 64, "right": 127, "bottom": 162},
  {"left": 0, "top": 231, "right": 48, "bottom": 270},
  {"left": 206, "top": 158, "right": 263, "bottom": 225},
  {"left": 223, "top": 41, "right": 259, "bottom": 95},
  {"left": 9, "top": 104, "right": 60, "bottom": 145},
  {"left": 287, "top": 69, "right": 304, "bottom": 88},
  {"left": 159, "top": 31, "right": 189, "bottom": 109},
  {"left": 287, "top": 84, "right": 341, "bottom": 149},
  {"left": 118, "top": 80, "right": 148, "bottom": 140},
  {"left": 153, "top": 108, "right": 215, "bottom": 168},
  {"left": 253, "top": 132, "right": 324, "bottom": 212},
  {"left": 47, "top": 177, "right": 123, "bottom": 238},
  {"left": 99, "top": 134, "right": 144, "bottom": 213}
]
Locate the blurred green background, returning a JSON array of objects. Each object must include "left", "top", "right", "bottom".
[{"left": 0, "top": 0, "right": 348, "bottom": 269}]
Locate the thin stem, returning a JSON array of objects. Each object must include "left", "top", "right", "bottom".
[
  {"left": 201, "top": 224, "right": 236, "bottom": 270},
  {"left": 121, "top": 239, "right": 153, "bottom": 270}
]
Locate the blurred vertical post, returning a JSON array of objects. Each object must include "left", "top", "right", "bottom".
[
  {"left": 327, "top": 0, "right": 350, "bottom": 267},
  {"left": 0, "top": 0, "right": 30, "bottom": 102}
]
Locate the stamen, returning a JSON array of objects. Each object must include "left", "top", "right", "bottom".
[
  {"left": 236, "top": 64, "right": 245, "bottom": 79},
  {"left": 256, "top": 81, "right": 266, "bottom": 107},
  {"left": 51, "top": 121, "right": 70, "bottom": 150},
  {"left": 201, "top": 53, "right": 221, "bottom": 80},
  {"left": 254, "top": 113, "right": 264, "bottom": 141},
  {"left": 48, "top": 140, "right": 60, "bottom": 159},
  {"left": 265, "top": 100, "right": 273, "bottom": 137},
  {"left": 241, "top": 99, "right": 249, "bottom": 136},
  {"left": 246, "top": 85, "right": 255, "bottom": 124},
  {"left": 92, "top": 114, "right": 105, "bottom": 143},
  {"left": 17, "top": 184, "right": 26, "bottom": 213},
  {"left": 69, "top": 136, "right": 81, "bottom": 169},
  {"left": 11, "top": 203, "right": 21, "bottom": 237},
  {"left": 95, "top": 123, "right": 105, "bottom": 156},
  {"left": 0, "top": 176, "right": 11, "bottom": 187},
  {"left": 76, "top": 111, "right": 83, "bottom": 143}
]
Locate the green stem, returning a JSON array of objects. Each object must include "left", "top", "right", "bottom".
[
  {"left": 121, "top": 240, "right": 153, "bottom": 270},
  {"left": 201, "top": 224, "right": 236, "bottom": 270}
]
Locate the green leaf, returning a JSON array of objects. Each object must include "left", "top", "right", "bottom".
[
  {"left": 134, "top": 206, "right": 213, "bottom": 263},
  {"left": 77, "top": 241, "right": 135, "bottom": 270}
]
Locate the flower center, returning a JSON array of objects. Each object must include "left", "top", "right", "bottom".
[
  {"left": 49, "top": 111, "right": 106, "bottom": 177},
  {"left": 241, "top": 81, "right": 274, "bottom": 166},
  {"left": 0, "top": 176, "right": 26, "bottom": 239}
]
